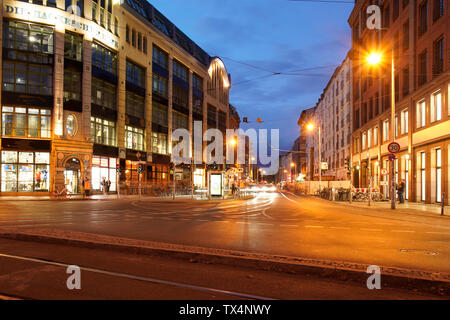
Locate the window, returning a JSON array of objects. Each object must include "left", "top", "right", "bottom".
[
  {"left": 431, "top": 91, "right": 442, "bottom": 122},
  {"left": 143, "top": 37, "right": 147, "bottom": 54},
  {"left": 383, "top": 119, "right": 389, "bottom": 142},
  {"left": 91, "top": 117, "right": 116, "bottom": 146},
  {"left": 64, "top": 70, "right": 81, "bottom": 102},
  {"left": 367, "top": 128, "right": 372, "bottom": 148},
  {"left": 152, "top": 73, "right": 168, "bottom": 97},
  {"left": 114, "top": 17, "right": 119, "bottom": 36},
  {"left": 100, "top": 8, "right": 105, "bottom": 27},
  {"left": 402, "top": 66, "right": 409, "bottom": 97},
  {"left": 401, "top": 109, "right": 409, "bottom": 134},
  {"left": 2, "top": 61, "right": 53, "bottom": 95},
  {"left": 403, "top": 21, "right": 409, "bottom": 52},
  {"left": 394, "top": 116, "right": 399, "bottom": 138},
  {"left": 416, "top": 100, "right": 426, "bottom": 128},
  {"left": 91, "top": 156, "right": 116, "bottom": 191},
  {"left": 152, "top": 45, "right": 168, "bottom": 69},
  {"left": 91, "top": 78, "right": 117, "bottom": 110},
  {"left": 436, "top": 148, "right": 442, "bottom": 202},
  {"left": 125, "top": 92, "right": 145, "bottom": 119},
  {"left": 92, "top": 42, "right": 117, "bottom": 75},
  {"left": 433, "top": 37, "right": 444, "bottom": 76},
  {"left": 152, "top": 102, "right": 168, "bottom": 127},
  {"left": 193, "top": 73, "right": 203, "bottom": 91},
  {"left": 47, "top": 0, "right": 57, "bottom": 7},
  {"left": 418, "top": 50, "right": 427, "bottom": 86},
  {"left": 92, "top": 2, "right": 97, "bottom": 22},
  {"left": 2, "top": 106, "right": 51, "bottom": 138},
  {"left": 393, "top": 0, "right": 399, "bottom": 21},
  {"left": 153, "top": 16, "right": 170, "bottom": 37},
  {"left": 3, "top": 21, "right": 54, "bottom": 54},
  {"left": 362, "top": 132, "right": 367, "bottom": 150},
  {"left": 125, "top": 125, "right": 145, "bottom": 151},
  {"left": 152, "top": 132, "right": 168, "bottom": 155},
  {"left": 126, "top": 61, "right": 145, "bottom": 88},
  {"left": 419, "top": 1, "right": 428, "bottom": 36},
  {"left": 373, "top": 127, "right": 378, "bottom": 146},
  {"left": 383, "top": 5, "right": 390, "bottom": 28},
  {"left": 172, "top": 83, "right": 188, "bottom": 108},
  {"left": 433, "top": 0, "right": 444, "bottom": 21},
  {"left": 107, "top": 13, "right": 112, "bottom": 31},
  {"left": 172, "top": 111, "right": 188, "bottom": 130},
  {"left": 64, "top": 32, "right": 83, "bottom": 61},
  {"left": 66, "top": 114, "right": 77, "bottom": 137},
  {"left": 421, "top": 151, "right": 426, "bottom": 201},
  {"left": 137, "top": 33, "right": 142, "bottom": 50},
  {"left": 173, "top": 60, "right": 188, "bottom": 82},
  {"left": 131, "top": 29, "right": 136, "bottom": 47},
  {"left": 76, "top": 0, "right": 84, "bottom": 16},
  {"left": 1, "top": 151, "right": 50, "bottom": 192},
  {"left": 126, "top": 25, "right": 130, "bottom": 43},
  {"left": 355, "top": 137, "right": 360, "bottom": 153}
]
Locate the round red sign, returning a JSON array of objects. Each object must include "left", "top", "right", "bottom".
[
  {"left": 388, "top": 142, "right": 400, "bottom": 153},
  {"left": 381, "top": 168, "right": 388, "bottom": 175}
]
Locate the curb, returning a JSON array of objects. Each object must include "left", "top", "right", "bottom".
[{"left": 0, "top": 230, "right": 448, "bottom": 296}]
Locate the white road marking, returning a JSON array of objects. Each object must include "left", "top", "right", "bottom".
[
  {"left": 304, "top": 225, "right": 324, "bottom": 228},
  {"left": 360, "top": 228, "right": 382, "bottom": 232},
  {"left": 391, "top": 230, "right": 415, "bottom": 233},
  {"left": 280, "top": 224, "right": 298, "bottom": 227},
  {"left": 426, "top": 231, "right": 450, "bottom": 235},
  {"left": 330, "top": 226, "right": 350, "bottom": 230}
]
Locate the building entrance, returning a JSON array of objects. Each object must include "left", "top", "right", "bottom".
[{"left": 64, "top": 158, "right": 81, "bottom": 194}]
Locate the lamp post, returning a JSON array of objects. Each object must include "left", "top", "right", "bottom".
[
  {"left": 290, "top": 162, "right": 296, "bottom": 182},
  {"left": 367, "top": 152, "right": 371, "bottom": 206},
  {"left": 307, "top": 122, "right": 321, "bottom": 193},
  {"left": 366, "top": 50, "right": 396, "bottom": 210}
]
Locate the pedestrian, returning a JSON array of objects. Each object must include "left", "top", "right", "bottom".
[
  {"left": 106, "top": 179, "right": 111, "bottom": 193},
  {"left": 397, "top": 179, "right": 405, "bottom": 204},
  {"left": 101, "top": 177, "right": 107, "bottom": 195},
  {"left": 84, "top": 178, "right": 91, "bottom": 198}
]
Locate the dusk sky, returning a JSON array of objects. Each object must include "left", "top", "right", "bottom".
[{"left": 151, "top": 0, "right": 353, "bottom": 151}]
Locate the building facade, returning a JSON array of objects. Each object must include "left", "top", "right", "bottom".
[
  {"left": 0, "top": 0, "right": 231, "bottom": 195},
  {"left": 349, "top": 0, "right": 449, "bottom": 204},
  {"left": 300, "top": 54, "right": 353, "bottom": 182}
]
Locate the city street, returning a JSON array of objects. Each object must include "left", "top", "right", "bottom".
[{"left": 0, "top": 193, "right": 449, "bottom": 276}]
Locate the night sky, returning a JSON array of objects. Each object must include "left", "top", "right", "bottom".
[{"left": 151, "top": 0, "right": 353, "bottom": 151}]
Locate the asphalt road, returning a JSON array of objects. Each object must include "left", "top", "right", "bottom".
[
  {"left": 0, "top": 238, "right": 441, "bottom": 299},
  {"left": 0, "top": 192, "right": 449, "bottom": 275}
]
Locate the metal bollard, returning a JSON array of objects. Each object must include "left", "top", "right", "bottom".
[{"left": 441, "top": 192, "right": 445, "bottom": 216}]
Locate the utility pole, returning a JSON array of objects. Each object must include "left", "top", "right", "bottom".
[{"left": 390, "top": 49, "right": 396, "bottom": 210}]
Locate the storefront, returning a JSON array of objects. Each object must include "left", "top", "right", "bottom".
[
  {"left": 0, "top": 150, "right": 50, "bottom": 192},
  {"left": 91, "top": 156, "right": 117, "bottom": 192}
]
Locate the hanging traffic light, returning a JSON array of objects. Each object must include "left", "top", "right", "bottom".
[
  {"left": 116, "top": 164, "right": 122, "bottom": 173},
  {"left": 138, "top": 163, "right": 144, "bottom": 173}
]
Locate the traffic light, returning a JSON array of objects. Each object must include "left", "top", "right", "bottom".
[
  {"left": 344, "top": 157, "right": 350, "bottom": 174},
  {"left": 208, "top": 162, "right": 218, "bottom": 170},
  {"left": 256, "top": 118, "right": 262, "bottom": 123},
  {"left": 116, "top": 164, "right": 121, "bottom": 173},
  {"left": 243, "top": 117, "right": 248, "bottom": 123},
  {"left": 138, "top": 163, "right": 144, "bottom": 173}
]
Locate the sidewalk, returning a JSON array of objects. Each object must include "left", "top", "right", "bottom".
[
  {"left": 346, "top": 199, "right": 449, "bottom": 216},
  {"left": 0, "top": 193, "right": 254, "bottom": 201}
]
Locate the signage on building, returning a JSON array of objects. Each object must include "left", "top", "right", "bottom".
[
  {"left": 387, "top": 142, "right": 401, "bottom": 154},
  {"left": 210, "top": 173, "right": 222, "bottom": 196},
  {"left": 119, "top": 149, "right": 126, "bottom": 159},
  {"left": 3, "top": 2, "right": 119, "bottom": 49},
  {"left": 380, "top": 168, "right": 388, "bottom": 176},
  {"left": 321, "top": 162, "right": 328, "bottom": 170}
]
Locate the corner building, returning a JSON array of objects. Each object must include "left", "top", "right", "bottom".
[
  {"left": 349, "top": 0, "right": 449, "bottom": 204},
  {"left": 0, "top": 0, "right": 230, "bottom": 195}
]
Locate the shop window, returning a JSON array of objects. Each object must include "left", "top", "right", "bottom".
[
  {"left": 2, "top": 61, "right": 53, "bottom": 95},
  {"left": 91, "top": 117, "right": 116, "bottom": 146},
  {"left": 1, "top": 106, "right": 51, "bottom": 138},
  {"left": 3, "top": 20, "right": 54, "bottom": 54},
  {"left": 125, "top": 125, "right": 145, "bottom": 151},
  {"left": 64, "top": 31, "right": 83, "bottom": 61},
  {"left": 152, "top": 132, "right": 168, "bottom": 155},
  {"left": 91, "top": 156, "right": 117, "bottom": 191},
  {"left": 1, "top": 151, "right": 50, "bottom": 192},
  {"left": 64, "top": 70, "right": 81, "bottom": 102},
  {"left": 125, "top": 92, "right": 145, "bottom": 119},
  {"left": 92, "top": 77, "right": 117, "bottom": 110},
  {"left": 92, "top": 42, "right": 117, "bottom": 75}
]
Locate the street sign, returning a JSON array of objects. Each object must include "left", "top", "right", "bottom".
[
  {"left": 387, "top": 142, "right": 401, "bottom": 153},
  {"left": 380, "top": 168, "right": 388, "bottom": 175},
  {"left": 380, "top": 181, "right": 389, "bottom": 186},
  {"left": 388, "top": 154, "right": 396, "bottom": 161}
]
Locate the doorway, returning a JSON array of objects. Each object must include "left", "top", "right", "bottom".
[{"left": 64, "top": 158, "right": 81, "bottom": 194}]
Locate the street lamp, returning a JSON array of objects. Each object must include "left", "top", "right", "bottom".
[
  {"left": 365, "top": 49, "right": 396, "bottom": 210},
  {"left": 307, "top": 122, "right": 322, "bottom": 193}
]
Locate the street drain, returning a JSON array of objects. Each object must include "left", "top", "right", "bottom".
[{"left": 399, "top": 248, "right": 439, "bottom": 255}]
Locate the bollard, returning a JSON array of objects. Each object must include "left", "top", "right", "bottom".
[{"left": 442, "top": 192, "right": 445, "bottom": 216}]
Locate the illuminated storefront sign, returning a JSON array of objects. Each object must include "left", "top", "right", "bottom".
[{"left": 3, "top": 2, "right": 119, "bottom": 49}]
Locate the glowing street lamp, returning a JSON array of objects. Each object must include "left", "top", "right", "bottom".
[{"left": 306, "top": 122, "right": 322, "bottom": 192}]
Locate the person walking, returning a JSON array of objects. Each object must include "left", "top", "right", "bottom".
[
  {"left": 397, "top": 179, "right": 405, "bottom": 204},
  {"left": 84, "top": 178, "right": 91, "bottom": 198},
  {"left": 106, "top": 179, "right": 111, "bottom": 193}
]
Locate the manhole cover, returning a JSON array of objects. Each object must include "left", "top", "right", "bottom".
[{"left": 399, "top": 248, "right": 439, "bottom": 255}]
